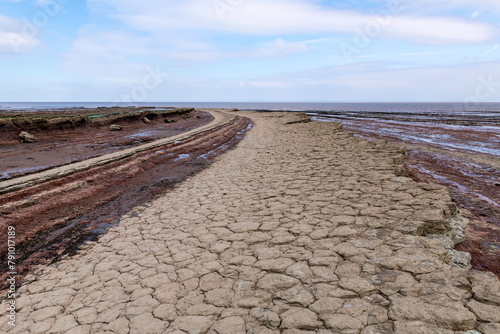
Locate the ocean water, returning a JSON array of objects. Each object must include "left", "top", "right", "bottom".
[{"left": 2, "top": 102, "right": 500, "bottom": 116}]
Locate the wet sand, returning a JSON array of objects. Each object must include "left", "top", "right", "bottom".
[{"left": 1, "top": 111, "right": 499, "bottom": 334}]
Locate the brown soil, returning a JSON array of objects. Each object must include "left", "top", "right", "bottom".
[
  {"left": 0, "top": 113, "right": 251, "bottom": 293},
  {"left": 0, "top": 108, "right": 212, "bottom": 180}
]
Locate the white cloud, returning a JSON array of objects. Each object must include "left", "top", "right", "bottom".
[
  {"left": 256, "top": 38, "right": 307, "bottom": 56},
  {"left": 60, "top": 26, "right": 160, "bottom": 83},
  {"left": 5, "top": 58, "right": 500, "bottom": 102},
  {"left": 487, "top": 44, "right": 499, "bottom": 54},
  {"left": 392, "top": 0, "right": 500, "bottom": 15},
  {"left": 88, "top": 0, "right": 497, "bottom": 45},
  {"left": 242, "top": 60, "right": 500, "bottom": 102},
  {"left": 50, "top": 61, "right": 500, "bottom": 102},
  {"left": 59, "top": 0, "right": 499, "bottom": 90},
  {"left": 0, "top": 14, "right": 39, "bottom": 54}
]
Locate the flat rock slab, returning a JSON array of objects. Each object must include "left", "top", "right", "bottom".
[{"left": 1, "top": 111, "right": 499, "bottom": 334}]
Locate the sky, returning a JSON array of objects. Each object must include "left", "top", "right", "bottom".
[{"left": 0, "top": 0, "right": 500, "bottom": 102}]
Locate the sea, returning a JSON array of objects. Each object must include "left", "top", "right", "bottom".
[{"left": 2, "top": 101, "right": 500, "bottom": 115}]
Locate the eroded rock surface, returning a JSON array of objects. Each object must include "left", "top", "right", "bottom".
[
  {"left": 1, "top": 111, "right": 499, "bottom": 334},
  {"left": 18, "top": 131, "right": 35, "bottom": 143}
]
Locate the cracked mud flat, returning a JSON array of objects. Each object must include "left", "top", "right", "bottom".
[
  {"left": 1, "top": 111, "right": 499, "bottom": 334},
  {"left": 311, "top": 115, "right": 500, "bottom": 279}
]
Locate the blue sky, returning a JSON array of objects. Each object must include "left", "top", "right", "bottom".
[{"left": 1, "top": 0, "right": 500, "bottom": 102}]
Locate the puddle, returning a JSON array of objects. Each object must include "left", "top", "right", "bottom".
[
  {"left": 173, "top": 154, "right": 191, "bottom": 162},
  {"left": 1, "top": 166, "right": 50, "bottom": 179}
]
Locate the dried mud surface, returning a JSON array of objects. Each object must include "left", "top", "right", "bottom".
[
  {"left": 320, "top": 116, "right": 500, "bottom": 279},
  {"left": 1, "top": 111, "right": 499, "bottom": 334}
]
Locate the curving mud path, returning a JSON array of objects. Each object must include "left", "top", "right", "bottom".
[{"left": 0, "top": 111, "right": 251, "bottom": 295}]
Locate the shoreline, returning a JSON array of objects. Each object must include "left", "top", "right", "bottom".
[
  {"left": 314, "top": 114, "right": 499, "bottom": 279},
  {"left": 1, "top": 111, "right": 499, "bottom": 333}
]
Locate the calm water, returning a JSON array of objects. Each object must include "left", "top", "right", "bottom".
[{"left": 2, "top": 102, "right": 500, "bottom": 115}]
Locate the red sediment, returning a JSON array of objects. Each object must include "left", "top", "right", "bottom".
[
  {"left": 0, "top": 114, "right": 251, "bottom": 293},
  {"left": 0, "top": 109, "right": 213, "bottom": 180}
]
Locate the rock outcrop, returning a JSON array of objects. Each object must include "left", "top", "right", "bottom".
[
  {"left": 109, "top": 124, "right": 123, "bottom": 131},
  {"left": 18, "top": 131, "right": 35, "bottom": 143}
]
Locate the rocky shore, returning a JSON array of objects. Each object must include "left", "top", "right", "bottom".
[
  {"left": 1, "top": 111, "right": 499, "bottom": 333},
  {"left": 314, "top": 115, "right": 500, "bottom": 278},
  {"left": 0, "top": 107, "right": 211, "bottom": 180},
  {"left": 0, "top": 109, "right": 251, "bottom": 297}
]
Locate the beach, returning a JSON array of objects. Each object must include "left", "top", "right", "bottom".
[{"left": 1, "top": 110, "right": 499, "bottom": 333}]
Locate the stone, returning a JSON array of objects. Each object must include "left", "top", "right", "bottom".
[
  {"left": 31, "top": 306, "right": 64, "bottom": 322},
  {"left": 478, "top": 323, "right": 500, "bottom": 334},
  {"left": 143, "top": 117, "right": 151, "bottom": 124},
  {"left": 361, "top": 323, "right": 394, "bottom": 334},
  {"left": 393, "top": 321, "right": 454, "bottom": 334},
  {"left": 19, "top": 131, "right": 35, "bottom": 143},
  {"left": 200, "top": 272, "right": 226, "bottom": 292},
  {"left": 213, "top": 316, "right": 246, "bottom": 334},
  {"left": 335, "top": 262, "right": 362, "bottom": 278},
  {"left": 186, "top": 304, "right": 221, "bottom": 316},
  {"left": 369, "top": 270, "right": 418, "bottom": 296},
  {"left": 48, "top": 315, "right": 79, "bottom": 333},
  {"left": 323, "top": 314, "right": 364, "bottom": 332},
  {"left": 205, "top": 289, "right": 234, "bottom": 307},
  {"left": 389, "top": 296, "right": 476, "bottom": 330},
  {"left": 109, "top": 124, "right": 123, "bottom": 131},
  {"left": 254, "top": 258, "right": 295, "bottom": 273},
  {"left": 276, "top": 286, "right": 315, "bottom": 307},
  {"left": 257, "top": 274, "right": 300, "bottom": 292},
  {"left": 469, "top": 271, "right": 500, "bottom": 305},
  {"left": 448, "top": 250, "right": 471, "bottom": 269},
  {"left": 65, "top": 325, "right": 92, "bottom": 334},
  {"left": 130, "top": 313, "right": 168, "bottom": 333},
  {"left": 173, "top": 107, "right": 195, "bottom": 113},
  {"left": 103, "top": 318, "right": 130, "bottom": 334},
  {"left": 171, "top": 316, "right": 214, "bottom": 334},
  {"left": 74, "top": 307, "right": 98, "bottom": 324},
  {"left": 466, "top": 299, "right": 500, "bottom": 322},
  {"left": 280, "top": 308, "right": 322, "bottom": 330},
  {"left": 309, "top": 297, "right": 344, "bottom": 316},
  {"left": 153, "top": 304, "right": 178, "bottom": 322},
  {"left": 286, "top": 262, "right": 314, "bottom": 282},
  {"left": 339, "top": 277, "right": 377, "bottom": 297}
]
